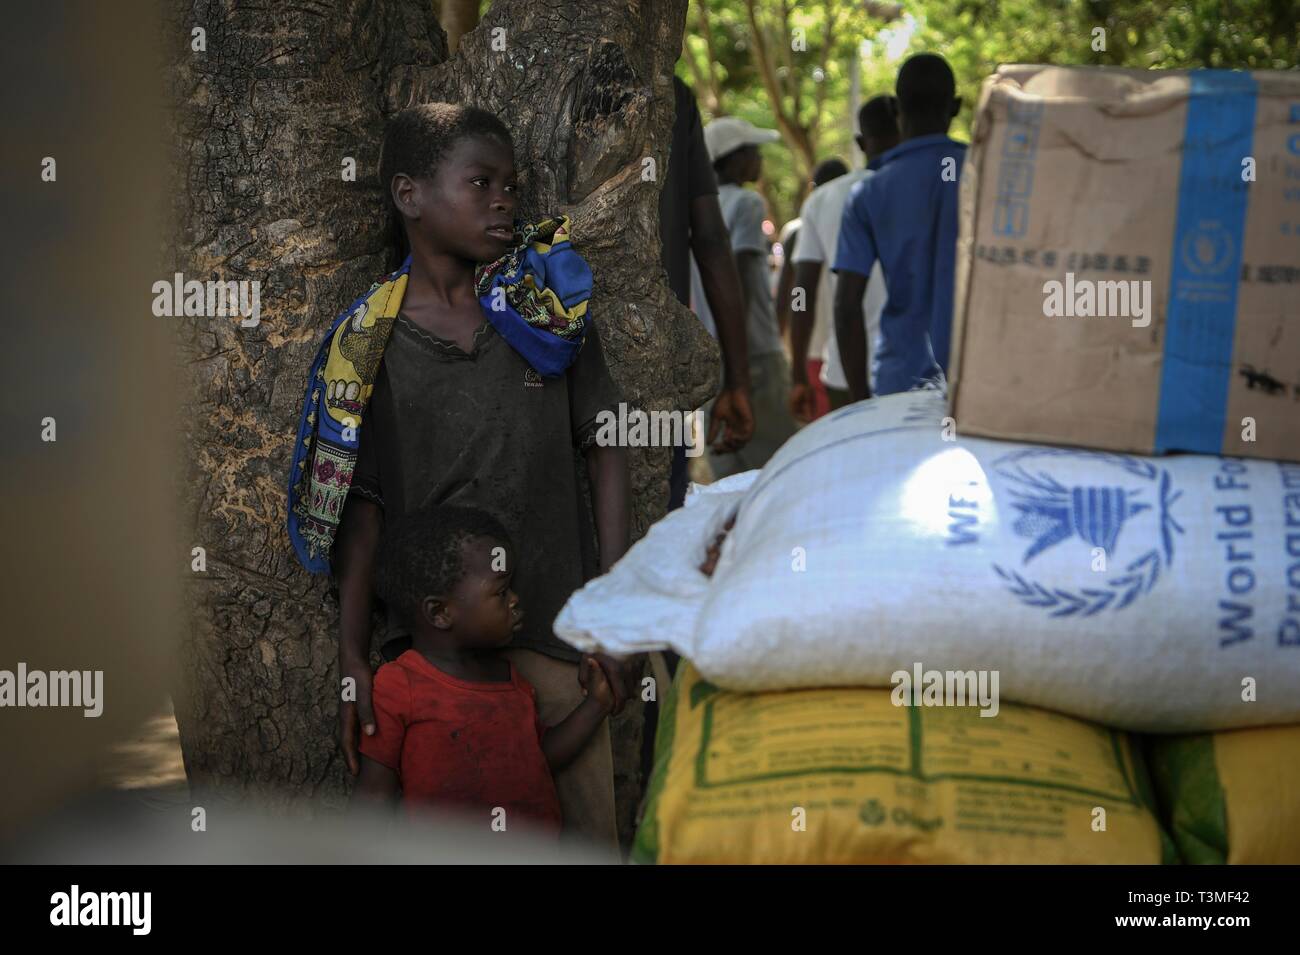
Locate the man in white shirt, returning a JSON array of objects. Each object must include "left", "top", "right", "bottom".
[
  {"left": 774, "top": 159, "right": 850, "bottom": 420},
  {"left": 775, "top": 217, "right": 800, "bottom": 341},
  {"left": 788, "top": 94, "right": 901, "bottom": 417}
]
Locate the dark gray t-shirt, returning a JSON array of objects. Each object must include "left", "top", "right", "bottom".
[
  {"left": 659, "top": 75, "right": 718, "bottom": 306},
  {"left": 350, "top": 314, "right": 622, "bottom": 662},
  {"left": 689, "top": 183, "right": 783, "bottom": 358}
]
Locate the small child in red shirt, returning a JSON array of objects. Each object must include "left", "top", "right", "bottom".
[{"left": 351, "top": 503, "right": 613, "bottom": 835}]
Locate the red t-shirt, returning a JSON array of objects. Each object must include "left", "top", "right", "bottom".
[{"left": 360, "top": 649, "right": 562, "bottom": 833}]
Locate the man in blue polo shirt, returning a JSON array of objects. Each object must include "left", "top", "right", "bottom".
[{"left": 832, "top": 53, "right": 966, "bottom": 399}]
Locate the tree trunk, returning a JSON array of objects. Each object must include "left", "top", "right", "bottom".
[
  {"left": 168, "top": 0, "right": 714, "bottom": 847},
  {"left": 440, "top": 0, "right": 482, "bottom": 54}
]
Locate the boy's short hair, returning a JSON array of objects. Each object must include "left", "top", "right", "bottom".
[
  {"left": 858, "top": 94, "right": 900, "bottom": 141},
  {"left": 375, "top": 504, "right": 514, "bottom": 630},
  {"left": 811, "top": 157, "right": 849, "bottom": 187},
  {"left": 378, "top": 102, "right": 512, "bottom": 195},
  {"left": 895, "top": 54, "right": 956, "bottom": 120},
  {"left": 378, "top": 102, "right": 513, "bottom": 268}
]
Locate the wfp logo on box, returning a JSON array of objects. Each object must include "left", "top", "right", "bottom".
[
  {"left": 989, "top": 449, "right": 1184, "bottom": 617},
  {"left": 1181, "top": 221, "right": 1235, "bottom": 276}
]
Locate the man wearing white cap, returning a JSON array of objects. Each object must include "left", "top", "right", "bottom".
[{"left": 689, "top": 116, "right": 797, "bottom": 478}]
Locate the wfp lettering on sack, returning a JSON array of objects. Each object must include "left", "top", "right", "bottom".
[
  {"left": 556, "top": 392, "right": 1300, "bottom": 732},
  {"left": 634, "top": 663, "right": 1175, "bottom": 865},
  {"left": 1147, "top": 724, "right": 1300, "bottom": 864}
]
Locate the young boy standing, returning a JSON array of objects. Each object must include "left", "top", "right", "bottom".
[
  {"left": 352, "top": 504, "right": 614, "bottom": 836},
  {"left": 689, "top": 117, "right": 798, "bottom": 478},
  {"left": 288, "top": 104, "right": 632, "bottom": 853},
  {"left": 832, "top": 53, "right": 967, "bottom": 400}
]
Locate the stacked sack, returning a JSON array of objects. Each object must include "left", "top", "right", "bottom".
[
  {"left": 634, "top": 661, "right": 1178, "bottom": 864},
  {"left": 558, "top": 64, "right": 1300, "bottom": 864},
  {"left": 556, "top": 392, "right": 1300, "bottom": 863},
  {"left": 1146, "top": 727, "right": 1300, "bottom": 865}
]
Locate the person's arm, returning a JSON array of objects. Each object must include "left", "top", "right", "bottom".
[
  {"left": 692, "top": 233, "right": 753, "bottom": 373},
  {"left": 789, "top": 259, "right": 823, "bottom": 421},
  {"left": 788, "top": 194, "right": 827, "bottom": 420},
  {"left": 774, "top": 247, "right": 796, "bottom": 340},
  {"left": 831, "top": 185, "right": 877, "bottom": 402},
  {"left": 582, "top": 441, "right": 637, "bottom": 712},
  {"left": 349, "top": 662, "right": 405, "bottom": 809},
  {"left": 585, "top": 443, "right": 629, "bottom": 575},
  {"left": 834, "top": 270, "right": 871, "bottom": 401},
  {"left": 734, "top": 248, "right": 764, "bottom": 317},
  {"left": 351, "top": 755, "right": 400, "bottom": 809},
  {"left": 691, "top": 196, "right": 754, "bottom": 452},
  {"left": 542, "top": 657, "right": 615, "bottom": 771},
  {"left": 334, "top": 494, "right": 382, "bottom": 776},
  {"left": 930, "top": 297, "right": 952, "bottom": 379},
  {"left": 569, "top": 323, "right": 635, "bottom": 712},
  {"left": 728, "top": 191, "right": 774, "bottom": 359},
  {"left": 682, "top": 89, "right": 751, "bottom": 397},
  {"left": 699, "top": 513, "right": 737, "bottom": 577}
]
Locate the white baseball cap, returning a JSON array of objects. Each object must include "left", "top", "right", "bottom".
[{"left": 703, "top": 116, "right": 780, "bottom": 163}]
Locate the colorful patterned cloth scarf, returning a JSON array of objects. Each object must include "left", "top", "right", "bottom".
[
  {"left": 287, "top": 215, "right": 591, "bottom": 573},
  {"left": 476, "top": 216, "right": 590, "bottom": 375}
]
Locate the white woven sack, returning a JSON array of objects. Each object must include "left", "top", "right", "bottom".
[{"left": 557, "top": 391, "right": 1300, "bottom": 731}]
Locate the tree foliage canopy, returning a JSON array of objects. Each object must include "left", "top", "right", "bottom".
[{"left": 680, "top": 0, "right": 1298, "bottom": 225}]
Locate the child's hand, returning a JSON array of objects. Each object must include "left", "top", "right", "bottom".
[
  {"left": 699, "top": 513, "right": 737, "bottom": 577},
  {"left": 581, "top": 655, "right": 615, "bottom": 713}
]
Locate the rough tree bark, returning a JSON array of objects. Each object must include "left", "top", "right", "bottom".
[{"left": 168, "top": 0, "right": 717, "bottom": 844}]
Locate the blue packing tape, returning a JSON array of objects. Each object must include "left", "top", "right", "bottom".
[{"left": 1154, "top": 70, "right": 1257, "bottom": 454}]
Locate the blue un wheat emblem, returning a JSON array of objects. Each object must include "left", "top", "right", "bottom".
[{"left": 990, "top": 449, "right": 1184, "bottom": 616}]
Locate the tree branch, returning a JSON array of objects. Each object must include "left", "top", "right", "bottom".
[
  {"left": 682, "top": 31, "right": 706, "bottom": 101},
  {"left": 779, "top": 0, "right": 798, "bottom": 115},
  {"left": 863, "top": 0, "right": 903, "bottom": 22},
  {"left": 744, "top": 0, "right": 814, "bottom": 208},
  {"left": 813, "top": 0, "right": 839, "bottom": 146},
  {"left": 696, "top": 0, "right": 724, "bottom": 115},
  {"left": 744, "top": 0, "right": 788, "bottom": 135}
]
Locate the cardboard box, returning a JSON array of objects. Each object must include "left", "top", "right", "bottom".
[{"left": 951, "top": 65, "right": 1300, "bottom": 461}]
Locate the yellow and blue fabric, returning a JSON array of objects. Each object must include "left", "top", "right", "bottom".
[
  {"left": 287, "top": 214, "right": 592, "bottom": 573},
  {"left": 475, "top": 216, "right": 590, "bottom": 377}
]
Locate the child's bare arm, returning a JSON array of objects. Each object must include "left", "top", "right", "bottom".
[
  {"left": 700, "top": 513, "right": 738, "bottom": 577},
  {"left": 541, "top": 657, "right": 614, "bottom": 772},
  {"left": 583, "top": 442, "right": 639, "bottom": 712},
  {"left": 584, "top": 443, "right": 640, "bottom": 711},
  {"left": 335, "top": 495, "right": 382, "bottom": 775},
  {"left": 351, "top": 755, "right": 400, "bottom": 810},
  {"left": 585, "top": 443, "right": 629, "bottom": 574}
]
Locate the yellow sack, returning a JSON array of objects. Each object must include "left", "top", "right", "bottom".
[
  {"left": 1147, "top": 725, "right": 1300, "bottom": 864},
  {"left": 635, "top": 663, "right": 1175, "bottom": 864}
]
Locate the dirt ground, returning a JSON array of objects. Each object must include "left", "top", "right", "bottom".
[
  {"left": 97, "top": 699, "right": 188, "bottom": 791},
  {"left": 98, "top": 695, "right": 650, "bottom": 858}
]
